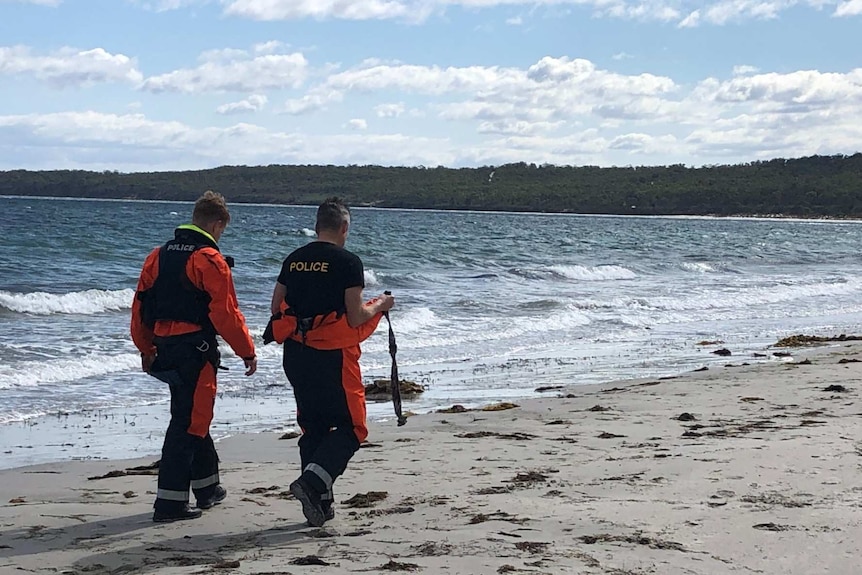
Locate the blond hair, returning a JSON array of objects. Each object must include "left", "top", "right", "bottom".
[{"left": 192, "top": 190, "right": 230, "bottom": 225}]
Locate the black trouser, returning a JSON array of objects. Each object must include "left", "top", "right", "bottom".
[
  {"left": 283, "top": 339, "right": 362, "bottom": 505},
  {"left": 150, "top": 334, "right": 221, "bottom": 512}
]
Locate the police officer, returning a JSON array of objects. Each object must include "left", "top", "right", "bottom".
[
  {"left": 268, "top": 197, "right": 394, "bottom": 526},
  {"left": 131, "top": 191, "right": 257, "bottom": 523}
]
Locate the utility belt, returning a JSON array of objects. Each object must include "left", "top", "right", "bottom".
[{"left": 150, "top": 331, "right": 221, "bottom": 385}]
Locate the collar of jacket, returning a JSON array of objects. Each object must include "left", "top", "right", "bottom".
[{"left": 176, "top": 224, "right": 218, "bottom": 246}]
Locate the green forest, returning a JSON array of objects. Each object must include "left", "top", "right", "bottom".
[{"left": 2, "top": 153, "right": 861, "bottom": 217}]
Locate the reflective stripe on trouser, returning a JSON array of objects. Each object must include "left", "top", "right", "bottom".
[
  {"left": 152, "top": 345, "right": 220, "bottom": 513},
  {"left": 284, "top": 340, "right": 365, "bottom": 497}
]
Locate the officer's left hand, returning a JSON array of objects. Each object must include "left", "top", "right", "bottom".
[{"left": 244, "top": 356, "right": 258, "bottom": 376}]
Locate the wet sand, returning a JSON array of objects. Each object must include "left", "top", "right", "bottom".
[{"left": 2, "top": 342, "right": 862, "bottom": 574}]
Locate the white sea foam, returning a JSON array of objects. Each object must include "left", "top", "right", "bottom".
[
  {"left": 680, "top": 262, "right": 718, "bottom": 273},
  {"left": 547, "top": 265, "right": 637, "bottom": 281},
  {"left": 0, "top": 353, "right": 141, "bottom": 389},
  {"left": 494, "top": 304, "right": 591, "bottom": 338},
  {"left": 648, "top": 278, "right": 862, "bottom": 312},
  {"left": 253, "top": 340, "right": 286, "bottom": 360},
  {"left": 365, "top": 268, "right": 380, "bottom": 286},
  {"left": 382, "top": 304, "right": 591, "bottom": 350},
  {"left": 0, "top": 409, "right": 48, "bottom": 424},
  {"left": 0, "top": 289, "right": 135, "bottom": 315},
  {"left": 385, "top": 306, "right": 437, "bottom": 334},
  {"left": 300, "top": 227, "right": 316, "bottom": 237}
]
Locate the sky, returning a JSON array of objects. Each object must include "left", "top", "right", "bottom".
[{"left": 0, "top": 0, "right": 860, "bottom": 172}]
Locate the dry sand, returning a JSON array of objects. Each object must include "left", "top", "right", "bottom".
[{"left": 2, "top": 343, "right": 862, "bottom": 574}]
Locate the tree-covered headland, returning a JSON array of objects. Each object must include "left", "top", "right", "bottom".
[{"left": 2, "top": 154, "right": 861, "bottom": 218}]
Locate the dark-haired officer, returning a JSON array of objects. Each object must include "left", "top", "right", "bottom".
[{"left": 267, "top": 196, "right": 394, "bottom": 526}]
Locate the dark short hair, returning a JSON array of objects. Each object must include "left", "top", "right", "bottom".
[
  {"left": 316, "top": 196, "right": 350, "bottom": 232},
  {"left": 193, "top": 190, "right": 230, "bottom": 225}
]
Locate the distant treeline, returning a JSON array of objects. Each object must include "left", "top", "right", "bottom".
[{"left": 2, "top": 153, "right": 862, "bottom": 217}]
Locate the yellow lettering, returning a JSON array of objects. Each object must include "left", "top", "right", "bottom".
[{"left": 289, "top": 261, "right": 330, "bottom": 272}]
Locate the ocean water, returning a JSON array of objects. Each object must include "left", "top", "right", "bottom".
[{"left": 2, "top": 196, "right": 862, "bottom": 469}]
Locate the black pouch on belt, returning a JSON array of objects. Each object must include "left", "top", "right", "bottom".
[{"left": 150, "top": 332, "right": 219, "bottom": 386}]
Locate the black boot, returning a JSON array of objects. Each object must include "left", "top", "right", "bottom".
[
  {"left": 197, "top": 485, "right": 227, "bottom": 510},
  {"left": 153, "top": 504, "right": 202, "bottom": 523},
  {"left": 289, "top": 477, "right": 325, "bottom": 527}
]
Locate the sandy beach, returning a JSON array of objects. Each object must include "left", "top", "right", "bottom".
[{"left": 2, "top": 341, "right": 862, "bottom": 574}]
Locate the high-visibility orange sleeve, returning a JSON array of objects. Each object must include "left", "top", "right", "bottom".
[
  {"left": 187, "top": 248, "right": 256, "bottom": 359},
  {"left": 130, "top": 247, "right": 160, "bottom": 356}
]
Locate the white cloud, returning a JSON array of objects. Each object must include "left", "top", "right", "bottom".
[
  {"left": 314, "top": 57, "right": 677, "bottom": 133},
  {"left": 282, "top": 89, "right": 344, "bottom": 114},
  {"left": 3, "top": 50, "right": 862, "bottom": 170},
  {"left": 601, "top": 2, "right": 680, "bottom": 21},
  {"left": 699, "top": 1, "right": 788, "bottom": 25},
  {"left": 678, "top": 8, "right": 701, "bottom": 26},
  {"left": 835, "top": 0, "right": 862, "bottom": 15},
  {"left": 128, "top": 0, "right": 210, "bottom": 11},
  {"left": 733, "top": 64, "right": 760, "bottom": 75},
  {"left": 0, "top": 110, "right": 456, "bottom": 170},
  {"left": 319, "top": 58, "right": 676, "bottom": 114},
  {"left": 2, "top": 85, "right": 861, "bottom": 170},
  {"left": 117, "top": 0, "right": 859, "bottom": 25},
  {"left": 325, "top": 62, "right": 516, "bottom": 94},
  {"left": 220, "top": 1, "right": 681, "bottom": 23},
  {"left": 708, "top": 69, "right": 862, "bottom": 106},
  {"left": 0, "top": 46, "right": 142, "bottom": 87},
  {"left": 141, "top": 50, "right": 308, "bottom": 93},
  {"left": 272, "top": 56, "right": 862, "bottom": 164},
  {"left": 681, "top": 70, "right": 862, "bottom": 158},
  {"left": 198, "top": 48, "right": 249, "bottom": 63},
  {"left": 477, "top": 119, "right": 565, "bottom": 135},
  {"left": 217, "top": 0, "right": 844, "bottom": 25},
  {"left": 437, "top": 101, "right": 536, "bottom": 121},
  {"left": 0, "top": 111, "right": 192, "bottom": 148},
  {"left": 216, "top": 94, "right": 268, "bottom": 114},
  {"left": 612, "top": 51, "right": 634, "bottom": 60},
  {"left": 609, "top": 133, "right": 678, "bottom": 154},
  {"left": 375, "top": 102, "right": 406, "bottom": 117},
  {"left": 223, "top": 0, "right": 420, "bottom": 21},
  {"left": 254, "top": 40, "right": 288, "bottom": 54},
  {"left": 678, "top": 0, "right": 840, "bottom": 26}
]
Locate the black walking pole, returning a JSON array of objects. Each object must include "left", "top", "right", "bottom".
[{"left": 383, "top": 291, "right": 407, "bottom": 426}]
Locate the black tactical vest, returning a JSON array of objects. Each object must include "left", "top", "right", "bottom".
[{"left": 138, "top": 227, "right": 219, "bottom": 334}]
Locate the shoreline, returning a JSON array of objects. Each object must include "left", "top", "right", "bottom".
[
  {"left": 3, "top": 341, "right": 862, "bottom": 573},
  {"left": 0, "top": 339, "right": 795, "bottom": 471},
  {"left": 5, "top": 194, "right": 862, "bottom": 223}
]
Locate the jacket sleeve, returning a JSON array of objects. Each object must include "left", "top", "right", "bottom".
[
  {"left": 190, "top": 248, "right": 256, "bottom": 359},
  {"left": 130, "top": 248, "right": 160, "bottom": 356}
]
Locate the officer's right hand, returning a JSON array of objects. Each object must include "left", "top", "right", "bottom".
[
  {"left": 243, "top": 356, "right": 258, "bottom": 376},
  {"left": 141, "top": 353, "right": 156, "bottom": 373}
]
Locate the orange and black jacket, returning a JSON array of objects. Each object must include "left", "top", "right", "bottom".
[
  {"left": 131, "top": 224, "right": 255, "bottom": 361},
  {"left": 264, "top": 300, "right": 381, "bottom": 350}
]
